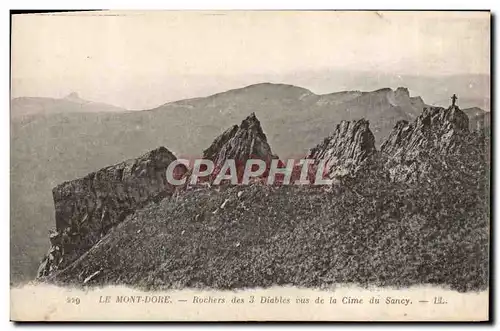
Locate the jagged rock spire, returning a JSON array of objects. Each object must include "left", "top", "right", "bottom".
[
  {"left": 381, "top": 106, "right": 469, "bottom": 182},
  {"left": 203, "top": 113, "right": 277, "bottom": 172},
  {"left": 381, "top": 106, "right": 469, "bottom": 157},
  {"left": 306, "top": 119, "right": 376, "bottom": 178}
]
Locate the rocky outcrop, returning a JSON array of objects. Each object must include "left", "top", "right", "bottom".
[
  {"left": 381, "top": 106, "right": 469, "bottom": 182},
  {"left": 201, "top": 113, "right": 278, "bottom": 181},
  {"left": 202, "top": 125, "right": 239, "bottom": 163},
  {"left": 306, "top": 119, "right": 376, "bottom": 178},
  {"left": 37, "top": 147, "right": 187, "bottom": 278}
]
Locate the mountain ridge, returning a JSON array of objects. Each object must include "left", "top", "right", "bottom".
[
  {"left": 153, "top": 83, "right": 423, "bottom": 110},
  {"left": 11, "top": 82, "right": 489, "bottom": 282},
  {"left": 11, "top": 94, "right": 128, "bottom": 118}
]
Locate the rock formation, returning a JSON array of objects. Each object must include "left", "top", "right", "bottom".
[
  {"left": 202, "top": 125, "right": 240, "bottom": 163},
  {"left": 306, "top": 119, "right": 376, "bottom": 178},
  {"left": 37, "top": 147, "right": 187, "bottom": 278},
  {"left": 381, "top": 106, "right": 469, "bottom": 182},
  {"left": 201, "top": 112, "right": 278, "bottom": 182}
]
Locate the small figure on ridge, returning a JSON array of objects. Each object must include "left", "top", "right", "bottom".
[{"left": 451, "top": 94, "right": 458, "bottom": 107}]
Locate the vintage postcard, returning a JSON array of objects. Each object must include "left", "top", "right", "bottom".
[{"left": 10, "top": 10, "right": 490, "bottom": 321}]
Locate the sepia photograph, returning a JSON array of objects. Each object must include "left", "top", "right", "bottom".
[{"left": 9, "top": 10, "right": 490, "bottom": 321}]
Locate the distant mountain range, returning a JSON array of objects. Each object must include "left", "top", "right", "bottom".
[
  {"left": 10, "top": 83, "right": 489, "bottom": 282},
  {"left": 279, "top": 71, "right": 490, "bottom": 111},
  {"left": 463, "top": 107, "right": 491, "bottom": 131},
  {"left": 249, "top": 71, "right": 490, "bottom": 111},
  {"left": 11, "top": 92, "right": 127, "bottom": 118}
]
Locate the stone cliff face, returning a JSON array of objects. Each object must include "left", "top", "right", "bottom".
[
  {"left": 37, "top": 147, "right": 187, "bottom": 278},
  {"left": 306, "top": 119, "right": 376, "bottom": 178},
  {"left": 202, "top": 113, "right": 278, "bottom": 179},
  {"left": 381, "top": 106, "right": 469, "bottom": 182}
]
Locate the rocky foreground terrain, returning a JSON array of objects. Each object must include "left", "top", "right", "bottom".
[
  {"left": 11, "top": 84, "right": 491, "bottom": 282},
  {"left": 34, "top": 103, "right": 489, "bottom": 292}
]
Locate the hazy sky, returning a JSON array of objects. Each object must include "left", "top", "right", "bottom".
[{"left": 11, "top": 11, "right": 490, "bottom": 109}]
